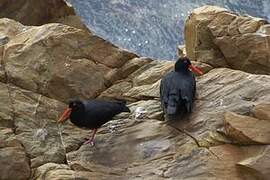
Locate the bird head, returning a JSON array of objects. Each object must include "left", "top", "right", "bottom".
[
  {"left": 175, "top": 57, "right": 203, "bottom": 75},
  {"left": 58, "top": 100, "right": 84, "bottom": 123}
]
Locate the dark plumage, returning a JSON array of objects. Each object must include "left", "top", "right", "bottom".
[
  {"left": 58, "top": 99, "right": 130, "bottom": 145},
  {"left": 160, "top": 57, "right": 202, "bottom": 118}
]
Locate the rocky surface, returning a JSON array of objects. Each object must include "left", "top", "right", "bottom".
[
  {"left": 185, "top": 5, "right": 270, "bottom": 75},
  {"left": 0, "top": 2, "right": 269, "bottom": 180},
  {"left": 0, "top": 0, "right": 89, "bottom": 31}
]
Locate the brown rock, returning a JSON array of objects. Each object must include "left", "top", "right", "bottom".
[
  {"left": 209, "top": 144, "right": 266, "bottom": 180},
  {"left": 0, "top": 83, "right": 13, "bottom": 128},
  {"left": 224, "top": 112, "right": 270, "bottom": 145},
  {"left": 99, "top": 81, "right": 133, "bottom": 100},
  {"left": 184, "top": 5, "right": 229, "bottom": 67},
  {"left": 0, "top": 130, "right": 31, "bottom": 180},
  {"left": 105, "top": 57, "right": 153, "bottom": 84},
  {"left": 132, "top": 61, "right": 174, "bottom": 86},
  {"left": 124, "top": 80, "right": 160, "bottom": 100},
  {"left": 0, "top": 0, "right": 90, "bottom": 32},
  {"left": 237, "top": 145, "right": 270, "bottom": 179},
  {"left": 252, "top": 103, "right": 270, "bottom": 120},
  {"left": 185, "top": 5, "right": 270, "bottom": 74},
  {"left": 86, "top": 35, "right": 137, "bottom": 68},
  {"left": 0, "top": 82, "right": 68, "bottom": 167},
  {"left": 1, "top": 20, "right": 136, "bottom": 102},
  {"left": 66, "top": 118, "right": 183, "bottom": 179},
  {"left": 32, "top": 163, "right": 74, "bottom": 180},
  {"left": 0, "top": 0, "right": 73, "bottom": 25}
]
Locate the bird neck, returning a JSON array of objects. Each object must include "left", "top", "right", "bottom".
[
  {"left": 70, "top": 108, "right": 85, "bottom": 124},
  {"left": 175, "top": 62, "right": 189, "bottom": 73}
]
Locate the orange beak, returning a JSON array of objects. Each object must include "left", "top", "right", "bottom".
[
  {"left": 189, "top": 65, "right": 203, "bottom": 75},
  {"left": 58, "top": 108, "right": 72, "bottom": 123}
]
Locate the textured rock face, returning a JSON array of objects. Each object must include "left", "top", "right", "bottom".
[
  {"left": 185, "top": 5, "right": 270, "bottom": 75},
  {"left": 0, "top": 18, "right": 136, "bottom": 102},
  {"left": 0, "top": 2, "right": 270, "bottom": 180},
  {"left": 0, "top": 0, "right": 89, "bottom": 31}
]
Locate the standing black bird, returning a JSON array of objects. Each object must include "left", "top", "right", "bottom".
[
  {"left": 58, "top": 99, "right": 130, "bottom": 145},
  {"left": 160, "top": 57, "right": 203, "bottom": 118}
]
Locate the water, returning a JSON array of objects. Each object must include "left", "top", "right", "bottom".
[{"left": 67, "top": 0, "right": 270, "bottom": 60}]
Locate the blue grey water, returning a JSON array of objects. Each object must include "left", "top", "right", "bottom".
[{"left": 67, "top": 0, "right": 270, "bottom": 60}]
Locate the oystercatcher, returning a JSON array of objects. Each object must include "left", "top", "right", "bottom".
[
  {"left": 58, "top": 99, "right": 130, "bottom": 145},
  {"left": 160, "top": 57, "right": 203, "bottom": 118}
]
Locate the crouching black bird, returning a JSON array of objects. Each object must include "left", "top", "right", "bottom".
[
  {"left": 58, "top": 99, "right": 130, "bottom": 146},
  {"left": 160, "top": 57, "right": 203, "bottom": 119}
]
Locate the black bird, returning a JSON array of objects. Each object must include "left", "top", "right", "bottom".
[
  {"left": 58, "top": 99, "right": 130, "bottom": 145},
  {"left": 160, "top": 57, "right": 203, "bottom": 118}
]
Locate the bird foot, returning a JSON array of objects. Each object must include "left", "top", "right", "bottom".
[{"left": 83, "top": 139, "right": 95, "bottom": 146}]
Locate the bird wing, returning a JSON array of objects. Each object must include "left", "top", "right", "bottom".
[
  {"left": 84, "top": 100, "right": 125, "bottom": 122},
  {"left": 160, "top": 71, "right": 196, "bottom": 115},
  {"left": 160, "top": 72, "right": 173, "bottom": 111},
  {"left": 178, "top": 73, "right": 196, "bottom": 113}
]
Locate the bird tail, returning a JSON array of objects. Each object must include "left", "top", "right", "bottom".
[
  {"left": 122, "top": 105, "right": 131, "bottom": 112},
  {"left": 116, "top": 100, "right": 130, "bottom": 113}
]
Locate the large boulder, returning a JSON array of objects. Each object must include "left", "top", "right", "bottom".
[
  {"left": 185, "top": 5, "right": 270, "bottom": 75},
  {"left": 0, "top": 18, "right": 137, "bottom": 102}
]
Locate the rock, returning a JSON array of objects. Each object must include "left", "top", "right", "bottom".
[
  {"left": 55, "top": 15, "right": 91, "bottom": 32},
  {"left": 124, "top": 80, "right": 161, "bottom": 100},
  {"left": 0, "top": 0, "right": 71, "bottom": 25},
  {"left": 105, "top": 57, "right": 153, "bottom": 85},
  {"left": 0, "top": 0, "right": 89, "bottom": 32},
  {"left": 0, "top": 129, "right": 31, "bottom": 180},
  {"left": 7, "top": 83, "right": 68, "bottom": 168},
  {"left": 209, "top": 144, "right": 266, "bottom": 180},
  {"left": 0, "top": 18, "right": 28, "bottom": 38},
  {"left": 0, "top": 146, "right": 31, "bottom": 180},
  {"left": 33, "top": 163, "right": 73, "bottom": 180},
  {"left": 184, "top": 6, "right": 229, "bottom": 67},
  {"left": 66, "top": 118, "right": 185, "bottom": 179},
  {"left": 86, "top": 35, "right": 137, "bottom": 68},
  {"left": 191, "top": 68, "right": 270, "bottom": 145},
  {"left": 1, "top": 20, "right": 136, "bottom": 102},
  {"left": 0, "top": 36, "right": 9, "bottom": 46},
  {"left": 128, "top": 100, "right": 163, "bottom": 120},
  {"left": 185, "top": 5, "right": 270, "bottom": 75},
  {"left": 0, "top": 83, "right": 13, "bottom": 128},
  {"left": 100, "top": 59, "right": 211, "bottom": 101},
  {"left": 131, "top": 60, "right": 174, "bottom": 86},
  {"left": 99, "top": 81, "right": 133, "bottom": 100},
  {"left": 224, "top": 112, "right": 270, "bottom": 145},
  {"left": 191, "top": 60, "right": 213, "bottom": 75},
  {"left": 252, "top": 103, "right": 270, "bottom": 120},
  {"left": 33, "top": 162, "right": 123, "bottom": 180},
  {"left": 237, "top": 145, "right": 270, "bottom": 179}
]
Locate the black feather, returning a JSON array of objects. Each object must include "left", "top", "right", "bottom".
[{"left": 160, "top": 58, "right": 196, "bottom": 118}]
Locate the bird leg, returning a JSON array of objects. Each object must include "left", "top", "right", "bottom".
[{"left": 83, "top": 129, "right": 97, "bottom": 146}]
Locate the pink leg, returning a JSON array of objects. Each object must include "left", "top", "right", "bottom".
[{"left": 84, "top": 129, "right": 97, "bottom": 146}]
